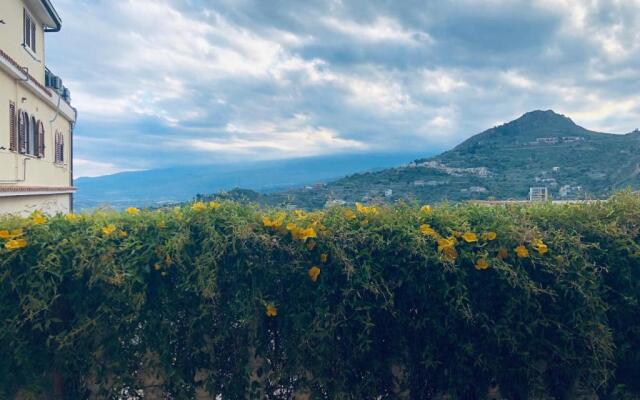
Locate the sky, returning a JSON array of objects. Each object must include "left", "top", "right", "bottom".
[{"left": 44, "top": 0, "right": 640, "bottom": 177}]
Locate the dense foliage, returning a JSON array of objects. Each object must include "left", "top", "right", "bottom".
[{"left": 1, "top": 193, "right": 639, "bottom": 399}]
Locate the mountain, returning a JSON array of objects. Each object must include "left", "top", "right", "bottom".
[
  {"left": 251, "top": 110, "right": 640, "bottom": 208},
  {"left": 73, "top": 152, "right": 432, "bottom": 210}
]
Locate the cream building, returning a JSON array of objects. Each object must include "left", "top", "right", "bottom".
[{"left": 0, "top": 0, "right": 76, "bottom": 215}]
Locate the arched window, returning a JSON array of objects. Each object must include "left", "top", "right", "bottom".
[
  {"left": 28, "top": 116, "right": 37, "bottom": 156},
  {"left": 37, "top": 120, "right": 45, "bottom": 158},
  {"left": 18, "top": 111, "right": 27, "bottom": 154}
]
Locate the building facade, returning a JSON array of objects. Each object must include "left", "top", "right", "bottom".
[{"left": 0, "top": 0, "right": 76, "bottom": 215}]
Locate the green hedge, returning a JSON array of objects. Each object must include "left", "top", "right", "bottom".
[{"left": 1, "top": 194, "right": 639, "bottom": 399}]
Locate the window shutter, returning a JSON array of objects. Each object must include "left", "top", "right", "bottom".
[
  {"left": 59, "top": 133, "right": 64, "bottom": 163},
  {"left": 55, "top": 132, "right": 63, "bottom": 163},
  {"left": 37, "top": 120, "right": 45, "bottom": 157},
  {"left": 23, "top": 9, "right": 27, "bottom": 45},
  {"left": 30, "top": 116, "right": 36, "bottom": 156},
  {"left": 31, "top": 22, "right": 36, "bottom": 52},
  {"left": 9, "top": 102, "right": 17, "bottom": 151},
  {"left": 18, "top": 111, "right": 26, "bottom": 154},
  {"left": 24, "top": 12, "right": 30, "bottom": 48}
]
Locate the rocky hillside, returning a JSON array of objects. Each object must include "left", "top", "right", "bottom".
[{"left": 255, "top": 110, "right": 640, "bottom": 208}]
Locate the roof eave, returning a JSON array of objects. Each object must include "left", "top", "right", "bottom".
[{"left": 40, "top": 0, "right": 62, "bottom": 32}]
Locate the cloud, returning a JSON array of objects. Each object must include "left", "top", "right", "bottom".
[
  {"left": 43, "top": 0, "right": 640, "bottom": 176},
  {"left": 74, "top": 158, "right": 140, "bottom": 178}
]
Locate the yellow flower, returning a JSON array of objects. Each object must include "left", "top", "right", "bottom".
[
  {"left": 0, "top": 230, "right": 12, "bottom": 239},
  {"left": 102, "top": 224, "right": 117, "bottom": 236},
  {"left": 5, "top": 238, "right": 27, "bottom": 250},
  {"left": 118, "top": 230, "right": 128, "bottom": 238},
  {"left": 420, "top": 224, "right": 440, "bottom": 239},
  {"left": 286, "top": 222, "right": 297, "bottom": 231},
  {"left": 263, "top": 213, "right": 286, "bottom": 228},
  {"left": 191, "top": 202, "right": 207, "bottom": 211},
  {"left": 292, "top": 227, "right": 317, "bottom": 241},
  {"left": 420, "top": 205, "right": 432, "bottom": 215},
  {"left": 65, "top": 213, "right": 79, "bottom": 222},
  {"left": 11, "top": 228, "right": 23, "bottom": 237},
  {"left": 308, "top": 266, "right": 321, "bottom": 282},
  {"left": 293, "top": 209, "right": 306, "bottom": 218},
  {"left": 157, "top": 220, "right": 166, "bottom": 229},
  {"left": 31, "top": 213, "right": 47, "bottom": 225},
  {"left": 515, "top": 245, "right": 529, "bottom": 258},
  {"left": 355, "top": 202, "right": 378, "bottom": 215},
  {"left": 320, "top": 253, "right": 328, "bottom": 263},
  {"left": 497, "top": 247, "right": 509, "bottom": 259},
  {"left": 361, "top": 219, "right": 369, "bottom": 226},
  {"left": 533, "top": 239, "right": 548, "bottom": 255},
  {"left": 437, "top": 237, "right": 458, "bottom": 261},
  {"left": 461, "top": 232, "right": 478, "bottom": 243},
  {"left": 475, "top": 258, "right": 489, "bottom": 270},
  {"left": 209, "top": 201, "right": 221, "bottom": 209},
  {"left": 343, "top": 209, "right": 356, "bottom": 220},
  {"left": 125, "top": 207, "right": 140, "bottom": 215},
  {"left": 440, "top": 245, "right": 458, "bottom": 261},
  {"left": 265, "top": 304, "right": 278, "bottom": 317},
  {"left": 438, "top": 236, "right": 457, "bottom": 248},
  {"left": 482, "top": 232, "right": 497, "bottom": 241}
]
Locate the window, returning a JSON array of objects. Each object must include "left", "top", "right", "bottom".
[
  {"left": 23, "top": 9, "right": 36, "bottom": 53},
  {"left": 55, "top": 132, "right": 64, "bottom": 164},
  {"left": 18, "top": 111, "right": 27, "bottom": 154},
  {"left": 9, "top": 102, "right": 17, "bottom": 151},
  {"left": 37, "top": 121, "right": 45, "bottom": 158},
  {"left": 28, "top": 116, "right": 37, "bottom": 156}
]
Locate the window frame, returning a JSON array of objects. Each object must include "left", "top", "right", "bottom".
[
  {"left": 55, "top": 131, "right": 64, "bottom": 164},
  {"left": 28, "top": 116, "right": 37, "bottom": 156},
  {"left": 23, "top": 8, "right": 37, "bottom": 53},
  {"left": 9, "top": 102, "right": 17, "bottom": 152}
]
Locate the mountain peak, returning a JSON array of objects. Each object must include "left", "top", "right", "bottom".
[{"left": 511, "top": 109, "right": 576, "bottom": 128}]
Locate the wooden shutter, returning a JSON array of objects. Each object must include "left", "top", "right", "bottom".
[
  {"left": 37, "top": 120, "right": 45, "bottom": 158},
  {"left": 9, "top": 102, "right": 16, "bottom": 151},
  {"left": 59, "top": 133, "right": 64, "bottom": 163},
  {"left": 31, "top": 22, "right": 36, "bottom": 52},
  {"left": 55, "top": 132, "right": 63, "bottom": 163},
  {"left": 30, "top": 116, "right": 36, "bottom": 156},
  {"left": 23, "top": 9, "right": 27, "bottom": 46},
  {"left": 18, "top": 111, "right": 26, "bottom": 154},
  {"left": 24, "top": 11, "right": 30, "bottom": 48}
]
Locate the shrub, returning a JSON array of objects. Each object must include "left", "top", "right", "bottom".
[{"left": 0, "top": 194, "right": 639, "bottom": 399}]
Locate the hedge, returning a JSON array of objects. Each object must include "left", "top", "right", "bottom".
[{"left": 1, "top": 193, "right": 639, "bottom": 399}]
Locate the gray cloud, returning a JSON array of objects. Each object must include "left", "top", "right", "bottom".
[{"left": 44, "top": 0, "right": 640, "bottom": 176}]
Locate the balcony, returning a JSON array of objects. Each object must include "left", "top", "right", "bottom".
[{"left": 45, "top": 66, "right": 71, "bottom": 103}]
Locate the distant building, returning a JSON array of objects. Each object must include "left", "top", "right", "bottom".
[
  {"left": 384, "top": 189, "right": 393, "bottom": 197},
  {"left": 529, "top": 187, "right": 548, "bottom": 202},
  {"left": 552, "top": 166, "right": 560, "bottom": 172},
  {"left": 325, "top": 199, "right": 346, "bottom": 208},
  {"left": 0, "top": 0, "right": 77, "bottom": 215},
  {"left": 562, "top": 136, "right": 584, "bottom": 142},
  {"left": 559, "top": 185, "right": 583, "bottom": 199},
  {"left": 536, "top": 137, "right": 559, "bottom": 144}
]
